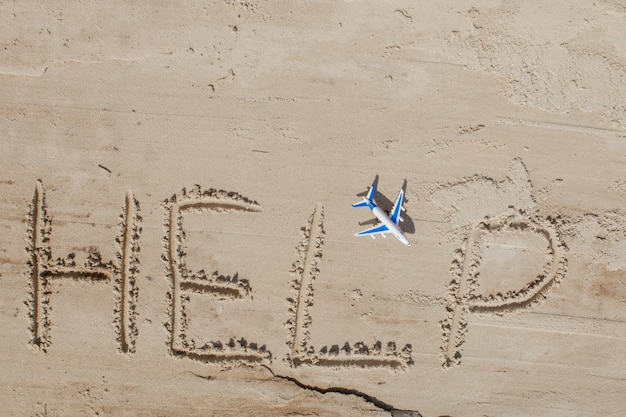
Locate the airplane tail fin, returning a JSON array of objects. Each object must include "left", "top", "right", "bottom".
[{"left": 352, "top": 181, "right": 376, "bottom": 208}]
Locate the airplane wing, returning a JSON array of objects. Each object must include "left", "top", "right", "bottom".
[
  {"left": 389, "top": 189, "right": 405, "bottom": 224},
  {"left": 355, "top": 223, "right": 389, "bottom": 237}
]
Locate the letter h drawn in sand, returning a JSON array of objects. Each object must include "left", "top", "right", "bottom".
[
  {"left": 26, "top": 180, "right": 141, "bottom": 353},
  {"left": 162, "top": 185, "right": 270, "bottom": 364},
  {"left": 286, "top": 204, "right": 412, "bottom": 369}
]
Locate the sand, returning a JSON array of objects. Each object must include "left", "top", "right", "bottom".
[{"left": 1, "top": 1, "right": 625, "bottom": 416}]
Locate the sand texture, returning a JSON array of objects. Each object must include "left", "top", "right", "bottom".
[{"left": 1, "top": 1, "right": 625, "bottom": 416}]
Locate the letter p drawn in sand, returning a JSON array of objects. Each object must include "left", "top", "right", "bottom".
[{"left": 440, "top": 212, "right": 567, "bottom": 367}]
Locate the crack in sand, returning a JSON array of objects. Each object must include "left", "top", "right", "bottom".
[{"left": 260, "top": 365, "right": 423, "bottom": 417}]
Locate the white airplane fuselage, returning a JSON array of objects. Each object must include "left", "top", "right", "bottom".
[{"left": 370, "top": 205, "right": 411, "bottom": 246}]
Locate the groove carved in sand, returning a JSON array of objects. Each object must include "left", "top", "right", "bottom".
[
  {"left": 286, "top": 204, "right": 412, "bottom": 369},
  {"left": 25, "top": 181, "right": 141, "bottom": 353},
  {"left": 440, "top": 212, "right": 567, "bottom": 367},
  {"left": 162, "top": 185, "right": 270, "bottom": 364}
]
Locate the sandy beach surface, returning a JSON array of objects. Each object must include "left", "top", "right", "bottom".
[{"left": 1, "top": 1, "right": 625, "bottom": 416}]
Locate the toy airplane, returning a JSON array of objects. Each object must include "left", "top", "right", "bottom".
[{"left": 352, "top": 179, "right": 411, "bottom": 246}]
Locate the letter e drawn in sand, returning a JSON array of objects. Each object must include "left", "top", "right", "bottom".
[
  {"left": 440, "top": 212, "right": 567, "bottom": 367},
  {"left": 25, "top": 181, "right": 142, "bottom": 353},
  {"left": 162, "top": 185, "right": 270, "bottom": 364},
  {"left": 285, "top": 204, "right": 412, "bottom": 370}
]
